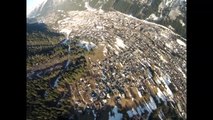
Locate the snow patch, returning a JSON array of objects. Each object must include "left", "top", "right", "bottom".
[
  {"left": 77, "top": 41, "right": 96, "bottom": 51},
  {"left": 96, "top": 26, "right": 104, "bottom": 29},
  {"left": 85, "top": 2, "right": 96, "bottom": 11},
  {"left": 127, "top": 108, "right": 137, "bottom": 118},
  {"left": 158, "top": 54, "right": 168, "bottom": 63},
  {"left": 57, "top": 10, "right": 64, "bottom": 13},
  {"left": 165, "top": 42, "right": 173, "bottom": 49},
  {"left": 179, "top": 19, "right": 185, "bottom": 26},
  {"left": 169, "top": 8, "right": 181, "bottom": 20},
  {"left": 61, "top": 39, "right": 70, "bottom": 45},
  {"left": 148, "top": 96, "right": 157, "bottom": 110},
  {"left": 132, "top": 108, "right": 138, "bottom": 115},
  {"left": 52, "top": 76, "right": 61, "bottom": 88},
  {"left": 109, "top": 106, "right": 123, "bottom": 120},
  {"left": 177, "top": 67, "right": 186, "bottom": 78},
  {"left": 176, "top": 39, "right": 186, "bottom": 47},
  {"left": 136, "top": 105, "right": 145, "bottom": 115},
  {"left": 165, "top": 85, "right": 174, "bottom": 99},
  {"left": 36, "top": 71, "right": 42, "bottom": 78},
  {"left": 168, "top": 25, "right": 175, "bottom": 31},
  {"left": 159, "top": 76, "right": 174, "bottom": 98},
  {"left": 156, "top": 88, "right": 167, "bottom": 104},
  {"left": 92, "top": 110, "right": 96, "bottom": 120},
  {"left": 165, "top": 0, "right": 173, "bottom": 6},
  {"left": 39, "top": 0, "right": 48, "bottom": 13},
  {"left": 103, "top": 46, "right": 107, "bottom": 56},
  {"left": 115, "top": 37, "right": 127, "bottom": 49},
  {"left": 60, "top": 29, "right": 71, "bottom": 38},
  {"left": 163, "top": 75, "right": 172, "bottom": 85},
  {"left": 158, "top": 113, "right": 163, "bottom": 120},
  {"left": 102, "top": 99, "right": 107, "bottom": 103},
  {"left": 144, "top": 102, "right": 152, "bottom": 113},
  {"left": 98, "top": 8, "right": 104, "bottom": 13},
  {"left": 161, "top": 33, "right": 169, "bottom": 38},
  {"left": 136, "top": 88, "right": 142, "bottom": 98},
  {"left": 64, "top": 60, "right": 70, "bottom": 69},
  {"left": 107, "top": 94, "right": 111, "bottom": 98},
  {"left": 147, "top": 14, "right": 159, "bottom": 21}
]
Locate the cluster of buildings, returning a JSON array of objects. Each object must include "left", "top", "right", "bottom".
[{"left": 28, "top": 10, "right": 186, "bottom": 119}]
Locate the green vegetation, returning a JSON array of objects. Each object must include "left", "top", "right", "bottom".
[
  {"left": 142, "top": 0, "right": 162, "bottom": 18},
  {"left": 89, "top": 0, "right": 101, "bottom": 8},
  {"left": 157, "top": 16, "right": 186, "bottom": 38},
  {"left": 27, "top": 23, "right": 90, "bottom": 119},
  {"left": 58, "top": 0, "right": 86, "bottom": 11},
  {"left": 102, "top": 0, "right": 116, "bottom": 10},
  {"left": 113, "top": 0, "right": 132, "bottom": 13}
]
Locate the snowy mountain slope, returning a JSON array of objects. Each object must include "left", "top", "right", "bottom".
[
  {"left": 28, "top": 0, "right": 186, "bottom": 38},
  {"left": 27, "top": 0, "right": 186, "bottom": 119}
]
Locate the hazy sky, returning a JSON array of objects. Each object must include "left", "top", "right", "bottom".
[{"left": 27, "top": 0, "right": 46, "bottom": 15}]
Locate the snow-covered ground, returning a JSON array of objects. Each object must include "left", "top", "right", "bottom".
[
  {"left": 158, "top": 54, "right": 168, "bottom": 63},
  {"left": 96, "top": 25, "right": 104, "bottom": 30},
  {"left": 156, "top": 87, "right": 167, "bottom": 104},
  {"left": 139, "top": 97, "right": 157, "bottom": 119},
  {"left": 98, "top": 8, "right": 104, "bottom": 13},
  {"left": 77, "top": 41, "right": 96, "bottom": 51},
  {"left": 176, "top": 39, "right": 186, "bottom": 47},
  {"left": 127, "top": 108, "right": 137, "bottom": 118},
  {"left": 109, "top": 106, "right": 123, "bottom": 120},
  {"left": 136, "top": 88, "right": 142, "bottom": 98},
  {"left": 36, "top": 71, "right": 42, "bottom": 78},
  {"left": 60, "top": 29, "right": 72, "bottom": 38},
  {"left": 168, "top": 25, "right": 175, "bottom": 31},
  {"left": 169, "top": 8, "right": 182, "bottom": 20},
  {"left": 115, "top": 37, "right": 127, "bottom": 49},
  {"left": 85, "top": 2, "right": 96, "bottom": 12},
  {"left": 158, "top": 109, "right": 164, "bottom": 120},
  {"left": 148, "top": 96, "right": 157, "bottom": 110},
  {"left": 144, "top": 101, "right": 152, "bottom": 113},
  {"left": 179, "top": 19, "right": 185, "bottom": 26},
  {"left": 177, "top": 67, "right": 186, "bottom": 78},
  {"left": 164, "top": 86, "right": 174, "bottom": 99},
  {"left": 146, "top": 14, "right": 159, "bottom": 21},
  {"left": 163, "top": 75, "right": 171, "bottom": 85},
  {"left": 103, "top": 46, "right": 107, "bottom": 56},
  {"left": 57, "top": 9, "right": 64, "bottom": 13},
  {"left": 107, "top": 94, "right": 111, "bottom": 98},
  {"left": 147, "top": 68, "right": 153, "bottom": 79},
  {"left": 161, "top": 33, "right": 169, "bottom": 38},
  {"left": 92, "top": 110, "right": 96, "bottom": 120},
  {"left": 39, "top": 0, "right": 48, "bottom": 13},
  {"left": 154, "top": 76, "right": 162, "bottom": 85},
  {"left": 136, "top": 105, "right": 145, "bottom": 116},
  {"left": 165, "top": 0, "right": 173, "bottom": 6},
  {"left": 52, "top": 76, "right": 61, "bottom": 88},
  {"left": 159, "top": 75, "right": 174, "bottom": 98},
  {"left": 68, "top": 45, "right": 70, "bottom": 52},
  {"left": 165, "top": 42, "right": 173, "bottom": 49},
  {"left": 61, "top": 39, "right": 70, "bottom": 45},
  {"left": 64, "top": 60, "right": 70, "bottom": 69}
]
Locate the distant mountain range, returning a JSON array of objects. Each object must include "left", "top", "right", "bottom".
[{"left": 28, "top": 0, "right": 186, "bottom": 38}]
